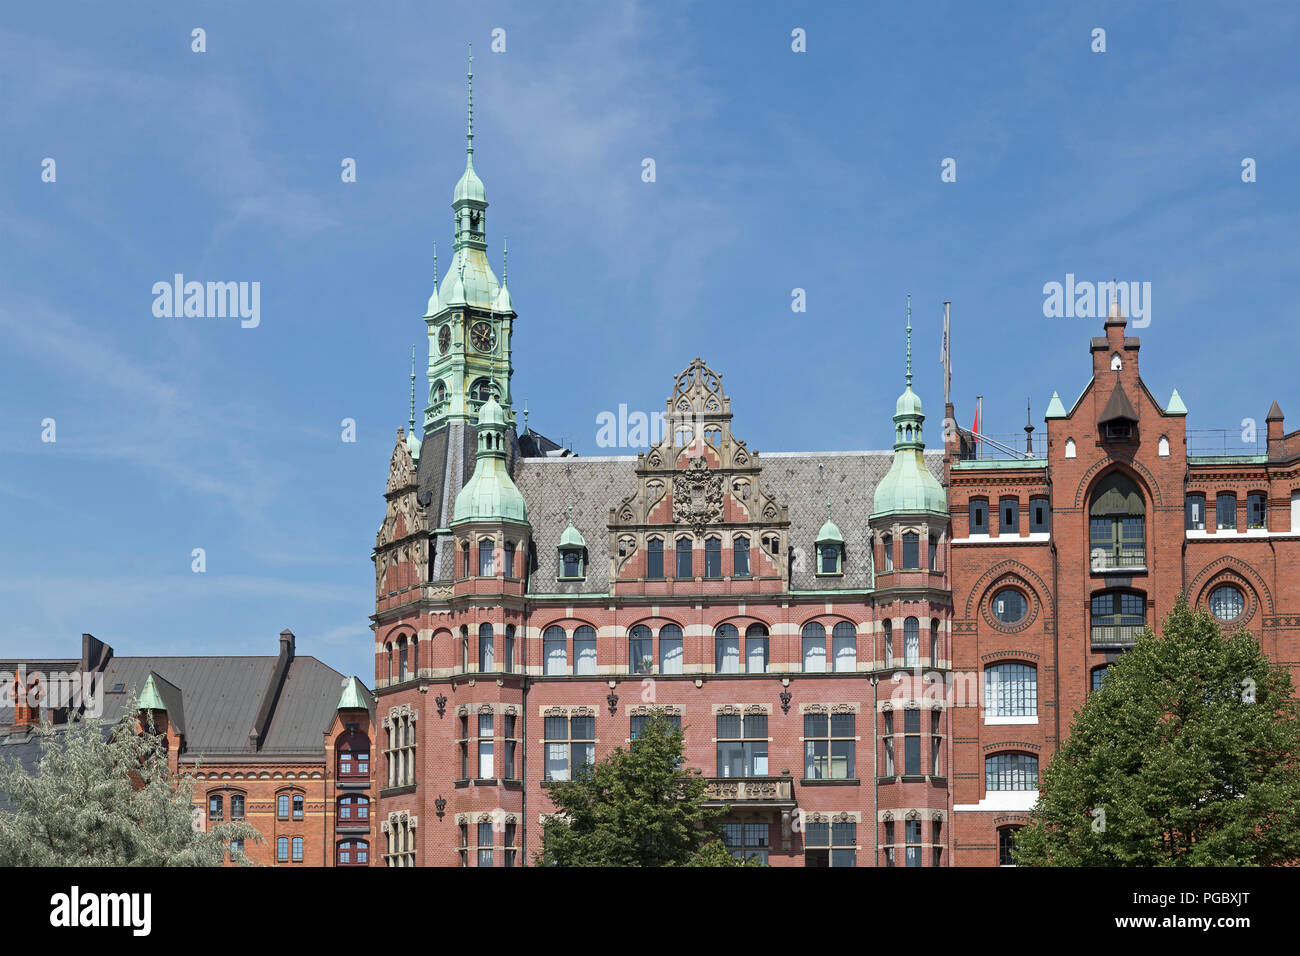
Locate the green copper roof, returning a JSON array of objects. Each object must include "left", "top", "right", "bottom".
[
  {"left": 1166, "top": 388, "right": 1188, "bottom": 415},
  {"left": 816, "top": 518, "right": 844, "bottom": 544},
  {"left": 454, "top": 47, "right": 486, "bottom": 204},
  {"left": 873, "top": 298, "right": 947, "bottom": 517},
  {"left": 338, "top": 676, "right": 369, "bottom": 711},
  {"left": 439, "top": 248, "right": 499, "bottom": 310},
  {"left": 452, "top": 396, "right": 529, "bottom": 524},
  {"left": 560, "top": 520, "right": 585, "bottom": 548},
  {"left": 1044, "top": 391, "right": 1066, "bottom": 418},
  {"left": 138, "top": 673, "right": 167, "bottom": 711}
]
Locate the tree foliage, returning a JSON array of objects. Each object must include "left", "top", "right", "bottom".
[
  {"left": 1015, "top": 594, "right": 1300, "bottom": 866},
  {"left": 537, "top": 711, "right": 758, "bottom": 866},
  {"left": 0, "top": 693, "right": 260, "bottom": 866}
]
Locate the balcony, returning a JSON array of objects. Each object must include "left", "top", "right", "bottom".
[
  {"left": 703, "top": 776, "right": 796, "bottom": 809},
  {"left": 1091, "top": 624, "right": 1143, "bottom": 650},
  {"left": 1090, "top": 547, "right": 1145, "bottom": 573}
]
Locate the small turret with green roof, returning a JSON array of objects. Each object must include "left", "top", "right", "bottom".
[
  {"left": 872, "top": 296, "right": 948, "bottom": 518},
  {"left": 452, "top": 393, "right": 528, "bottom": 524}
]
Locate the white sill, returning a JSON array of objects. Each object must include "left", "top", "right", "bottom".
[{"left": 983, "top": 715, "right": 1038, "bottom": 725}]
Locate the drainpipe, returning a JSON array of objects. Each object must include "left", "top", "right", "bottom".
[
  {"left": 871, "top": 673, "right": 879, "bottom": 866},
  {"left": 520, "top": 674, "right": 528, "bottom": 866}
]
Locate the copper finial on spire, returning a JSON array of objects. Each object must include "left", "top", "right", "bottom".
[
  {"left": 905, "top": 293, "right": 913, "bottom": 388},
  {"left": 466, "top": 43, "right": 474, "bottom": 158},
  {"left": 502, "top": 236, "right": 508, "bottom": 286},
  {"left": 432, "top": 241, "right": 438, "bottom": 288}
]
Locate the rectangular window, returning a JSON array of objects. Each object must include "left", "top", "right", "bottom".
[
  {"left": 746, "top": 633, "right": 768, "bottom": 674},
  {"left": 1248, "top": 493, "right": 1266, "bottom": 529},
  {"left": 676, "top": 540, "right": 693, "bottom": 578},
  {"left": 1186, "top": 494, "right": 1205, "bottom": 531},
  {"left": 969, "top": 500, "right": 988, "bottom": 534},
  {"left": 883, "top": 820, "right": 895, "bottom": 867},
  {"left": 277, "top": 837, "right": 289, "bottom": 862},
  {"left": 882, "top": 535, "right": 893, "bottom": 572},
  {"left": 478, "top": 540, "right": 495, "bottom": 576},
  {"left": 477, "top": 822, "right": 493, "bottom": 867},
  {"left": 479, "top": 631, "right": 494, "bottom": 672},
  {"left": 1217, "top": 493, "right": 1237, "bottom": 530},
  {"left": 985, "top": 663, "right": 1037, "bottom": 717},
  {"left": 477, "top": 713, "right": 494, "bottom": 779},
  {"left": 986, "top": 752, "right": 1039, "bottom": 791},
  {"left": 293, "top": 794, "right": 304, "bottom": 820},
  {"left": 928, "top": 535, "right": 938, "bottom": 570},
  {"left": 646, "top": 540, "right": 664, "bottom": 579},
  {"left": 278, "top": 794, "right": 289, "bottom": 820},
  {"left": 1029, "top": 496, "right": 1050, "bottom": 533},
  {"left": 721, "top": 822, "right": 770, "bottom": 864},
  {"left": 504, "top": 822, "right": 517, "bottom": 868},
  {"left": 231, "top": 794, "right": 245, "bottom": 820},
  {"left": 208, "top": 795, "right": 223, "bottom": 822},
  {"left": 503, "top": 542, "right": 515, "bottom": 577},
  {"left": 543, "top": 629, "right": 567, "bottom": 675},
  {"left": 544, "top": 716, "right": 596, "bottom": 782},
  {"left": 803, "top": 635, "right": 826, "bottom": 673},
  {"left": 999, "top": 499, "right": 1019, "bottom": 535},
  {"left": 734, "top": 538, "right": 750, "bottom": 577},
  {"left": 905, "top": 820, "right": 922, "bottom": 867},
  {"left": 716, "top": 713, "right": 768, "bottom": 777},
  {"left": 882, "top": 711, "right": 894, "bottom": 776},
  {"left": 292, "top": 837, "right": 303, "bottom": 863},
  {"left": 705, "top": 538, "right": 722, "bottom": 578},
  {"left": 904, "top": 709, "right": 921, "bottom": 775},
  {"left": 803, "top": 712, "right": 855, "bottom": 779},
  {"left": 904, "top": 620, "right": 919, "bottom": 667},
  {"left": 630, "top": 713, "right": 681, "bottom": 743},
  {"left": 504, "top": 715, "right": 517, "bottom": 779},
  {"left": 805, "top": 821, "right": 857, "bottom": 867},
  {"left": 931, "top": 709, "right": 943, "bottom": 776}
]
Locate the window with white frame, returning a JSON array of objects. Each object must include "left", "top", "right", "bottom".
[
  {"left": 544, "top": 714, "right": 595, "bottom": 781},
  {"left": 984, "top": 663, "right": 1037, "bottom": 718},
  {"left": 573, "top": 625, "right": 598, "bottom": 675},
  {"left": 659, "top": 624, "right": 684, "bottom": 674},
  {"left": 802, "top": 622, "right": 826, "bottom": 673},
  {"left": 832, "top": 621, "right": 856, "bottom": 672},
  {"left": 803, "top": 711, "right": 855, "bottom": 779},
  {"left": 543, "top": 625, "right": 567, "bottom": 675}
]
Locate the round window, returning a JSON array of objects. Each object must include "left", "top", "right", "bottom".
[
  {"left": 992, "top": 588, "right": 1027, "bottom": 625},
  {"left": 1209, "top": 585, "right": 1245, "bottom": 622}
]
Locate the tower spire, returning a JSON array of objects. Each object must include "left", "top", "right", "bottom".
[
  {"left": 409, "top": 345, "right": 417, "bottom": 435},
  {"left": 466, "top": 43, "right": 474, "bottom": 161},
  {"left": 905, "top": 293, "right": 913, "bottom": 388},
  {"left": 502, "top": 236, "right": 508, "bottom": 286},
  {"left": 432, "top": 241, "right": 438, "bottom": 288}
]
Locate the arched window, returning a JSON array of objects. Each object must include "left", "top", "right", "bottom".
[
  {"left": 478, "top": 622, "right": 494, "bottom": 672},
  {"left": 733, "top": 536, "right": 750, "bottom": 577},
  {"left": 468, "top": 377, "right": 495, "bottom": 404},
  {"left": 478, "top": 537, "right": 496, "bottom": 576},
  {"left": 930, "top": 619, "right": 940, "bottom": 663},
  {"left": 801, "top": 622, "right": 826, "bottom": 673},
  {"left": 1217, "top": 493, "right": 1237, "bottom": 530},
  {"left": 292, "top": 836, "right": 304, "bottom": 862},
  {"left": 646, "top": 538, "right": 664, "bottom": 579},
  {"left": 704, "top": 537, "right": 722, "bottom": 578},
  {"left": 969, "top": 499, "right": 988, "bottom": 535},
  {"left": 337, "top": 731, "right": 369, "bottom": 780},
  {"left": 460, "top": 541, "right": 470, "bottom": 578},
  {"left": 1089, "top": 473, "right": 1145, "bottom": 570},
  {"left": 460, "top": 625, "right": 469, "bottom": 671},
  {"left": 745, "top": 623, "right": 769, "bottom": 674},
  {"left": 903, "top": 617, "right": 920, "bottom": 666},
  {"left": 1247, "top": 492, "right": 1267, "bottom": 530},
  {"left": 573, "top": 625, "right": 598, "bottom": 675},
  {"left": 1091, "top": 590, "right": 1145, "bottom": 648},
  {"left": 431, "top": 380, "right": 448, "bottom": 409},
  {"left": 659, "top": 624, "right": 683, "bottom": 674},
  {"left": 1064, "top": 438, "right": 1076, "bottom": 459},
  {"left": 882, "top": 534, "right": 894, "bottom": 572},
  {"left": 985, "top": 663, "right": 1037, "bottom": 718},
  {"left": 410, "top": 635, "right": 418, "bottom": 675},
  {"left": 902, "top": 532, "right": 919, "bottom": 569},
  {"left": 543, "top": 625, "right": 567, "bottom": 675},
  {"left": 1185, "top": 493, "right": 1206, "bottom": 531},
  {"left": 676, "top": 538, "right": 693, "bottom": 578},
  {"left": 398, "top": 636, "right": 409, "bottom": 681},
  {"left": 832, "top": 621, "right": 857, "bottom": 672},
  {"left": 1158, "top": 435, "right": 1170, "bottom": 457},
  {"left": 230, "top": 793, "right": 245, "bottom": 820},
  {"left": 559, "top": 541, "right": 585, "bottom": 580},
  {"left": 338, "top": 839, "right": 369, "bottom": 867},
  {"left": 208, "top": 793, "right": 223, "bottom": 822},
  {"left": 293, "top": 793, "right": 305, "bottom": 820},
  {"left": 630, "top": 625, "right": 653, "bottom": 675},
  {"left": 986, "top": 752, "right": 1038, "bottom": 791},
  {"left": 1090, "top": 665, "right": 1109, "bottom": 694},
  {"left": 386, "top": 642, "right": 393, "bottom": 682},
  {"left": 339, "top": 794, "right": 369, "bottom": 823},
  {"left": 504, "top": 625, "right": 516, "bottom": 672},
  {"left": 715, "top": 624, "right": 740, "bottom": 674}
]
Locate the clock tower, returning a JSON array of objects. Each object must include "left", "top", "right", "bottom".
[{"left": 407, "top": 47, "right": 519, "bottom": 579}]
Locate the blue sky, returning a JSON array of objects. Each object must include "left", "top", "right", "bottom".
[{"left": 1, "top": 1, "right": 1296, "bottom": 682}]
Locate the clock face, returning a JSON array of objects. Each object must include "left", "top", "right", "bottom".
[
  {"left": 470, "top": 321, "right": 496, "bottom": 353},
  {"left": 437, "top": 325, "right": 450, "bottom": 354}
]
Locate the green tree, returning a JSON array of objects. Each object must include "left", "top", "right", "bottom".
[
  {"left": 0, "top": 693, "right": 260, "bottom": 866},
  {"left": 537, "top": 710, "right": 758, "bottom": 866},
  {"left": 1015, "top": 594, "right": 1300, "bottom": 865}
]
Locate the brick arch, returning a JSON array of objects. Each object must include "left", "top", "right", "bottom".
[
  {"left": 963, "top": 559, "right": 1054, "bottom": 620},
  {"left": 1072, "top": 457, "right": 1163, "bottom": 510},
  {"left": 1188, "top": 556, "right": 1274, "bottom": 618},
  {"left": 624, "top": 614, "right": 687, "bottom": 633},
  {"left": 793, "top": 611, "right": 860, "bottom": 630}
]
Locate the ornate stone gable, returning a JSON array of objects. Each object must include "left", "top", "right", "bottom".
[
  {"left": 608, "top": 358, "right": 790, "bottom": 587},
  {"left": 375, "top": 428, "right": 430, "bottom": 597}
]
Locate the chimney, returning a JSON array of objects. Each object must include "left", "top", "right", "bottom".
[
  {"left": 1266, "top": 401, "right": 1284, "bottom": 458},
  {"left": 249, "top": 630, "right": 296, "bottom": 750},
  {"left": 80, "top": 633, "right": 112, "bottom": 674},
  {"left": 279, "top": 628, "right": 296, "bottom": 662}
]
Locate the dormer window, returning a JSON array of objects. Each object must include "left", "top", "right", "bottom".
[
  {"left": 1104, "top": 421, "right": 1132, "bottom": 441},
  {"left": 558, "top": 546, "right": 585, "bottom": 580},
  {"left": 818, "top": 542, "right": 842, "bottom": 575}
]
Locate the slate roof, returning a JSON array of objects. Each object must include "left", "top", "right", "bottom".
[{"left": 513, "top": 450, "right": 946, "bottom": 594}]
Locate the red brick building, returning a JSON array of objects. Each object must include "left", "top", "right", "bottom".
[
  {"left": 942, "top": 303, "right": 1300, "bottom": 866},
  {"left": 0, "top": 631, "right": 376, "bottom": 867}
]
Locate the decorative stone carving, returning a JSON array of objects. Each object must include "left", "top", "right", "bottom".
[{"left": 672, "top": 457, "right": 724, "bottom": 532}]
